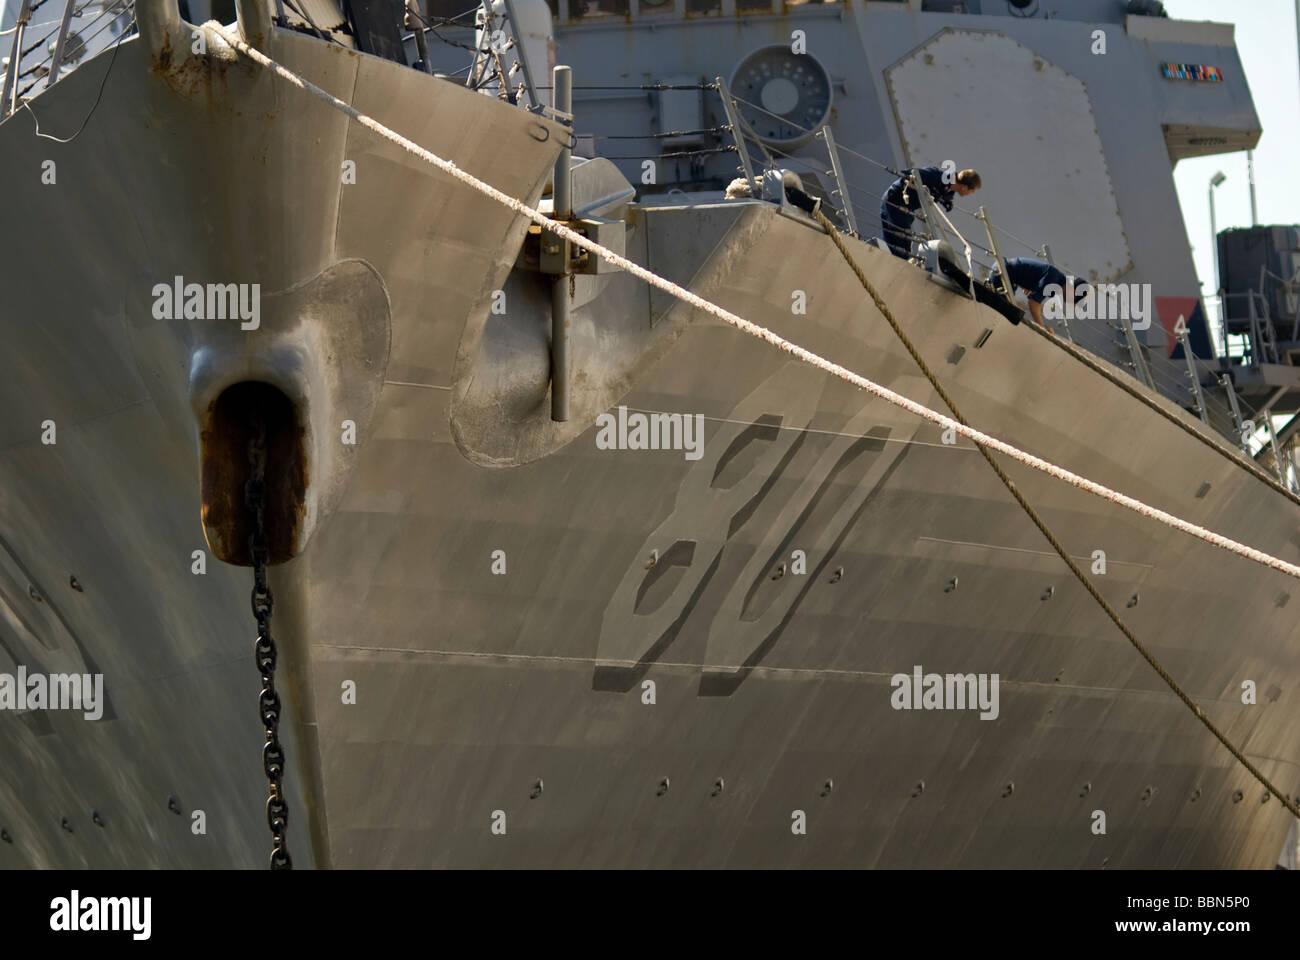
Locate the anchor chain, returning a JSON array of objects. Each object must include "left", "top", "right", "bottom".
[{"left": 245, "top": 416, "right": 292, "bottom": 870}]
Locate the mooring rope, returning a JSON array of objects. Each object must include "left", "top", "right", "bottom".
[
  {"left": 813, "top": 208, "right": 1299, "bottom": 819},
  {"left": 207, "top": 20, "right": 1299, "bottom": 816},
  {"left": 1020, "top": 319, "right": 1300, "bottom": 510},
  {"left": 204, "top": 17, "right": 1300, "bottom": 584}
]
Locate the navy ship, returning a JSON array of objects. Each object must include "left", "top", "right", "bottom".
[{"left": 1, "top": 0, "right": 1298, "bottom": 868}]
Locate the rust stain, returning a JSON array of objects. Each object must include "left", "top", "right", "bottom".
[
  {"left": 152, "top": 31, "right": 235, "bottom": 101},
  {"left": 200, "top": 383, "right": 308, "bottom": 566}
]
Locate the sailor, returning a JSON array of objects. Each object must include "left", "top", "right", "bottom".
[
  {"left": 880, "top": 167, "right": 981, "bottom": 259},
  {"left": 987, "top": 257, "right": 1090, "bottom": 327}
]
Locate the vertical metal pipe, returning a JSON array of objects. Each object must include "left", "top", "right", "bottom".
[
  {"left": 408, "top": 0, "right": 434, "bottom": 75},
  {"left": 1118, "top": 311, "right": 1156, "bottom": 391},
  {"left": 550, "top": 64, "right": 572, "bottom": 422},
  {"left": 1267, "top": 413, "right": 1287, "bottom": 483},
  {"left": 716, "top": 76, "right": 757, "bottom": 195},
  {"left": 552, "top": 65, "right": 571, "bottom": 220},
  {"left": 1209, "top": 183, "right": 1218, "bottom": 294},
  {"left": 819, "top": 125, "right": 858, "bottom": 237},
  {"left": 500, "top": 0, "right": 539, "bottom": 109},
  {"left": 1, "top": 0, "right": 31, "bottom": 120},
  {"left": 1220, "top": 374, "right": 1252, "bottom": 454},
  {"left": 1247, "top": 149, "right": 1258, "bottom": 226},
  {"left": 46, "top": 0, "right": 77, "bottom": 89},
  {"left": 1178, "top": 323, "right": 1210, "bottom": 425}
]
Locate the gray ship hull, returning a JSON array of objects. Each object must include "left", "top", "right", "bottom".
[{"left": 1, "top": 11, "right": 1297, "bottom": 869}]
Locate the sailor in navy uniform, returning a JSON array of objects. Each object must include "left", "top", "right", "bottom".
[
  {"left": 879, "top": 166, "right": 981, "bottom": 259},
  {"left": 987, "top": 257, "right": 1090, "bottom": 327}
]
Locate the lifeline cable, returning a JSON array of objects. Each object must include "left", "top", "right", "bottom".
[
  {"left": 207, "top": 20, "right": 1300, "bottom": 816},
  {"left": 1019, "top": 319, "right": 1300, "bottom": 511},
  {"left": 813, "top": 206, "right": 1300, "bottom": 820}
]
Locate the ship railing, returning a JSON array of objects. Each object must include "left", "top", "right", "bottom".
[
  {"left": 709, "top": 83, "right": 1253, "bottom": 448},
  {"left": 715, "top": 73, "right": 758, "bottom": 195},
  {"left": 815, "top": 123, "right": 858, "bottom": 237},
  {"left": 468, "top": 0, "right": 544, "bottom": 112},
  {"left": 1221, "top": 289, "right": 1281, "bottom": 368},
  {"left": 716, "top": 78, "right": 860, "bottom": 235},
  {"left": 1, "top": 0, "right": 135, "bottom": 122}
]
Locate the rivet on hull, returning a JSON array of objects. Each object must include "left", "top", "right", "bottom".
[
  {"left": 92, "top": 810, "right": 105, "bottom": 827},
  {"left": 1041, "top": 586, "right": 1054, "bottom": 601},
  {"left": 1189, "top": 787, "right": 1201, "bottom": 803},
  {"left": 712, "top": 778, "right": 724, "bottom": 797},
  {"left": 0, "top": 828, "right": 11, "bottom": 843},
  {"left": 944, "top": 577, "right": 958, "bottom": 593},
  {"left": 820, "top": 779, "right": 834, "bottom": 797},
  {"left": 28, "top": 585, "right": 42, "bottom": 603},
  {"left": 1141, "top": 786, "right": 1155, "bottom": 804},
  {"left": 770, "top": 563, "right": 785, "bottom": 581},
  {"left": 69, "top": 575, "right": 83, "bottom": 592},
  {"left": 60, "top": 817, "right": 73, "bottom": 833},
  {"left": 1002, "top": 782, "right": 1014, "bottom": 798},
  {"left": 1231, "top": 790, "right": 1244, "bottom": 803},
  {"left": 1079, "top": 782, "right": 1091, "bottom": 797},
  {"left": 911, "top": 780, "right": 925, "bottom": 798},
  {"left": 1127, "top": 593, "right": 1139, "bottom": 608},
  {"left": 657, "top": 778, "right": 670, "bottom": 797},
  {"left": 645, "top": 550, "right": 658, "bottom": 570},
  {"left": 168, "top": 796, "right": 182, "bottom": 815},
  {"left": 829, "top": 567, "right": 843, "bottom": 584},
  {"left": 530, "top": 780, "right": 543, "bottom": 800}
]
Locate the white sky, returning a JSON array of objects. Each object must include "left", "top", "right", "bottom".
[{"left": 1165, "top": 0, "right": 1300, "bottom": 304}]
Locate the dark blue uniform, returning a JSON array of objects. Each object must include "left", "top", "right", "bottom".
[
  {"left": 880, "top": 167, "right": 956, "bottom": 259},
  {"left": 988, "top": 258, "right": 1070, "bottom": 303}
]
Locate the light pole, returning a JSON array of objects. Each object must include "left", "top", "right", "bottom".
[{"left": 1210, "top": 170, "right": 1226, "bottom": 352}]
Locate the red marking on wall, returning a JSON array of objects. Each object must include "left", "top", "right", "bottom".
[{"left": 1156, "top": 296, "right": 1201, "bottom": 357}]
